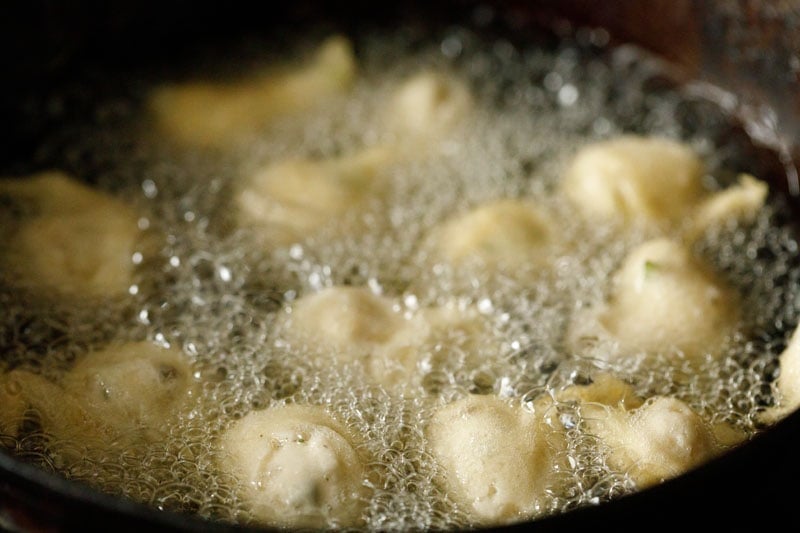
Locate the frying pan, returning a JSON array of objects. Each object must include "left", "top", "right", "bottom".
[{"left": 1, "top": 1, "right": 799, "bottom": 531}]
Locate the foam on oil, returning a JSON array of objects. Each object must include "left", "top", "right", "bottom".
[{"left": 1, "top": 21, "right": 798, "bottom": 531}]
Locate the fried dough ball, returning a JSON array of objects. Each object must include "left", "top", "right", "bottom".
[
  {"left": 587, "top": 397, "right": 725, "bottom": 488},
  {"left": 430, "top": 198, "right": 554, "bottom": 270},
  {"left": 236, "top": 147, "right": 392, "bottom": 246},
  {"left": 558, "top": 374, "right": 745, "bottom": 487},
  {"left": 0, "top": 369, "right": 99, "bottom": 442},
  {"left": 688, "top": 173, "right": 768, "bottom": 240},
  {"left": 0, "top": 171, "right": 141, "bottom": 297},
  {"left": 217, "top": 404, "right": 367, "bottom": 529},
  {"left": 775, "top": 326, "right": 800, "bottom": 415},
  {"left": 426, "top": 394, "right": 565, "bottom": 525},
  {"left": 62, "top": 342, "right": 198, "bottom": 436},
  {"left": 367, "top": 301, "right": 499, "bottom": 391},
  {"left": 1, "top": 343, "right": 197, "bottom": 449},
  {"left": 568, "top": 238, "right": 740, "bottom": 362},
  {"left": 0, "top": 371, "right": 30, "bottom": 437},
  {"left": 562, "top": 135, "right": 706, "bottom": 228},
  {"left": 761, "top": 325, "right": 800, "bottom": 424},
  {"left": 283, "top": 287, "right": 497, "bottom": 389},
  {"left": 385, "top": 71, "right": 472, "bottom": 143},
  {"left": 287, "top": 287, "right": 418, "bottom": 385},
  {"left": 563, "top": 136, "right": 770, "bottom": 239},
  {"left": 281, "top": 286, "right": 419, "bottom": 387},
  {"left": 556, "top": 372, "right": 644, "bottom": 410},
  {"left": 149, "top": 35, "right": 356, "bottom": 148},
  {"left": 284, "top": 286, "right": 410, "bottom": 355}
]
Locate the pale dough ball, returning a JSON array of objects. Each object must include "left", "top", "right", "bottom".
[
  {"left": 0, "top": 371, "right": 29, "bottom": 437},
  {"left": 236, "top": 147, "right": 391, "bottom": 245},
  {"left": 431, "top": 199, "right": 554, "bottom": 269},
  {"left": 688, "top": 173, "right": 768, "bottom": 241},
  {"left": 285, "top": 286, "right": 410, "bottom": 356},
  {"left": 586, "top": 396, "right": 725, "bottom": 488},
  {"left": 149, "top": 35, "right": 356, "bottom": 148},
  {"left": 284, "top": 287, "right": 497, "bottom": 389},
  {"left": 558, "top": 375, "right": 746, "bottom": 479},
  {"left": 1, "top": 171, "right": 141, "bottom": 297},
  {"left": 282, "top": 286, "right": 420, "bottom": 387},
  {"left": 371, "top": 302, "right": 499, "bottom": 389},
  {"left": 13, "top": 213, "right": 138, "bottom": 296},
  {"left": 218, "top": 404, "right": 367, "bottom": 529},
  {"left": 1, "top": 170, "right": 123, "bottom": 215},
  {"left": 0, "top": 369, "right": 100, "bottom": 442},
  {"left": 562, "top": 135, "right": 706, "bottom": 228},
  {"left": 1, "top": 343, "right": 197, "bottom": 449},
  {"left": 556, "top": 372, "right": 644, "bottom": 411},
  {"left": 761, "top": 325, "right": 800, "bottom": 424},
  {"left": 385, "top": 71, "right": 472, "bottom": 143},
  {"left": 62, "top": 342, "right": 198, "bottom": 436},
  {"left": 426, "top": 394, "right": 565, "bottom": 524},
  {"left": 776, "top": 326, "right": 800, "bottom": 414},
  {"left": 569, "top": 238, "right": 740, "bottom": 362}
]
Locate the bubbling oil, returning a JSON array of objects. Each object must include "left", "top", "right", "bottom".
[{"left": 1, "top": 21, "right": 799, "bottom": 531}]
